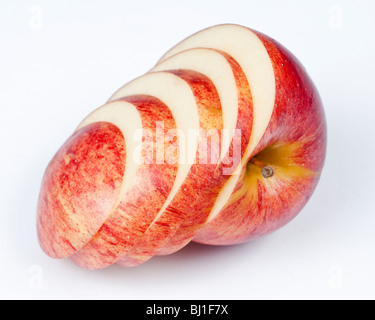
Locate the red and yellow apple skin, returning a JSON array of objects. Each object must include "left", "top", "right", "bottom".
[
  {"left": 193, "top": 31, "right": 327, "bottom": 245},
  {"left": 37, "top": 122, "right": 126, "bottom": 259}
]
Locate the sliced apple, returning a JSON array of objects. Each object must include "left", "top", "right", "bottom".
[
  {"left": 145, "top": 25, "right": 276, "bottom": 255},
  {"left": 115, "top": 48, "right": 254, "bottom": 267},
  {"left": 37, "top": 24, "right": 327, "bottom": 269}
]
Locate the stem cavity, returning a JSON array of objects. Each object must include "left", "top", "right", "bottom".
[{"left": 248, "top": 157, "right": 274, "bottom": 178}]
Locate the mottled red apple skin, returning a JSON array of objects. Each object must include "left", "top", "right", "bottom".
[
  {"left": 69, "top": 96, "right": 179, "bottom": 270},
  {"left": 193, "top": 31, "right": 327, "bottom": 245},
  {"left": 118, "top": 52, "right": 253, "bottom": 267},
  {"left": 37, "top": 122, "right": 126, "bottom": 259}
]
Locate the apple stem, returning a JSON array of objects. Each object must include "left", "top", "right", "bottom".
[
  {"left": 261, "top": 166, "right": 274, "bottom": 178},
  {"left": 248, "top": 157, "right": 274, "bottom": 178}
]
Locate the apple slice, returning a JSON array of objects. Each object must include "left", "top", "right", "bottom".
[
  {"left": 115, "top": 48, "right": 254, "bottom": 267},
  {"left": 194, "top": 31, "right": 327, "bottom": 244},
  {"left": 37, "top": 121, "right": 126, "bottom": 259},
  {"left": 37, "top": 100, "right": 141, "bottom": 259}
]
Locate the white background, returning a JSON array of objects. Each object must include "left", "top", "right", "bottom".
[{"left": 1, "top": 0, "right": 374, "bottom": 300}]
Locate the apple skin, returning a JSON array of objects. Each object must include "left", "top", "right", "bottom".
[
  {"left": 37, "top": 122, "right": 126, "bottom": 259},
  {"left": 193, "top": 31, "right": 327, "bottom": 245}
]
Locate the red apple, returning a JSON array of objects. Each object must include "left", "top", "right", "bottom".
[{"left": 37, "top": 24, "right": 326, "bottom": 269}]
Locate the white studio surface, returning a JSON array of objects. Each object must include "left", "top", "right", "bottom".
[{"left": 0, "top": 0, "right": 374, "bottom": 300}]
